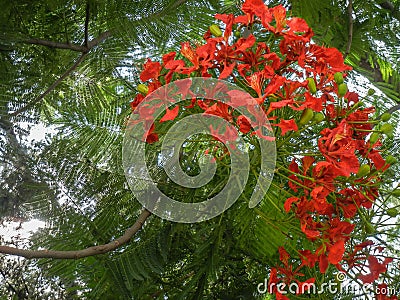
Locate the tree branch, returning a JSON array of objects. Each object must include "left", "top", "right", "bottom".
[
  {"left": 9, "top": 30, "right": 112, "bottom": 117},
  {"left": 24, "top": 39, "right": 87, "bottom": 52},
  {"left": 9, "top": 53, "right": 87, "bottom": 117},
  {"left": 24, "top": 30, "right": 111, "bottom": 53},
  {"left": 385, "top": 103, "right": 400, "bottom": 115},
  {"left": 345, "top": 0, "right": 353, "bottom": 58},
  {"left": 378, "top": 0, "right": 400, "bottom": 21},
  {"left": 0, "top": 269, "right": 19, "bottom": 297},
  {"left": 84, "top": 2, "right": 90, "bottom": 47},
  {"left": 379, "top": 0, "right": 395, "bottom": 10},
  {"left": 0, "top": 209, "right": 151, "bottom": 259},
  {"left": 87, "top": 31, "right": 112, "bottom": 49}
]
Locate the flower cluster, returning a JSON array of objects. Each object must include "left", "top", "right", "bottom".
[{"left": 130, "top": 0, "right": 397, "bottom": 299}]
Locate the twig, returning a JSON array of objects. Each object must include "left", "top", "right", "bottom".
[
  {"left": 0, "top": 268, "right": 20, "bottom": 297},
  {"left": 0, "top": 209, "right": 151, "bottom": 259},
  {"left": 345, "top": 0, "right": 353, "bottom": 58},
  {"left": 9, "top": 53, "right": 87, "bottom": 117},
  {"left": 372, "top": 103, "right": 400, "bottom": 128},
  {"left": 9, "top": 0, "right": 186, "bottom": 117},
  {"left": 385, "top": 103, "right": 400, "bottom": 114}
]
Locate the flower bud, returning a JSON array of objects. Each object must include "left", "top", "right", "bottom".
[
  {"left": 380, "top": 123, "right": 394, "bottom": 135},
  {"left": 365, "top": 222, "right": 375, "bottom": 234},
  {"left": 381, "top": 112, "right": 392, "bottom": 122},
  {"left": 338, "top": 83, "right": 348, "bottom": 97},
  {"left": 209, "top": 24, "right": 222, "bottom": 37},
  {"left": 386, "top": 208, "right": 398, "bottom": 217},
  {"left": 369, "top": 132, "right": 380, "bottom": 144},
  {"left": 299, "top": 108, "right": 314, "bottom": 125},
  {"left": 313, "top": 112, "right": 325, "bottom": 123},
  {"left": 334, "top": 72, "right": 344, "bottom": 84},
  {"left": 137, "top": 84, "right": 149, "bottom": 95},
  {"left": 392, "top": 189, "right": 400, "bottom": 197},
  {"left": 307, "top": 78, "right": 317, "bottom": 94},
  {"left": 386, "top": 155, "right": 397, "bottom": 165},
  {"left": 356, "top": 164, "right": 370, "bottom": 178}
]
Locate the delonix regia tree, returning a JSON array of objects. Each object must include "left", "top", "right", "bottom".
[{"left": 0, "top": 0, "right": 399, "bottom": 299}]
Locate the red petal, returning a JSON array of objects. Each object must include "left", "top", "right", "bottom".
[
  {"left": 160, "top": 106, "right": 179, "bottom": 123},
  {"left": 284, "top": 197, "right": 300, "bottom": 213},
  {"left": 319, "top": 254, "right": 329, "bottom": 273},
  {"left": 328, "top": 240, "right": 345, "bottom": 265},
  {"left": 219, "top": 62, "right": 236, "bottom": 79},
  {"left": 273, "top": 119, "right": 298, "bottom": 135}
]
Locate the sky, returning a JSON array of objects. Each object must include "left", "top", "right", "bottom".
[{"left": 0, "top": 122, "right": 51, "bottom": 243}]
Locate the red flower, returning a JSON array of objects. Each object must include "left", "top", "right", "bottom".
[
  {"left": 237, "top": 115, "right": 252, "bottom": 134},
  {"left": 273, "top": 119, "right": 298, "bottom": 135},
  {"left": 145, "top": 123, "right": 159, "bottom": 144},
  {"left": 214, "top": 13, "right": 234, "bottom": 39},
  {"left": 159, "top": 106, "right": 179, "bottom": 123},
  {"left": 284, "top": 196, "right": 300, "bottom": 213},
  {"left": 358, "top": 255, "right": 394, "bottom": 284},
  {"left": 299, "top": 250, "right": 318, "bottom": 268},
  {"left": 130, "top": 94, "right": 144, "bottom": 111},
  {"left": 318, "top": 119, "right": 359, "bottom": 177},
  {"left": 204, "top": 102, "right": 233, "bottom": 122},
  {"left": 319, "top": 254, "right": 329, "bottom": 273},
  {"left": 376, "top": 283, "right": 398, "bottom": 300},
  {"left": 327, "top": 240, "right": 345, "bottom": 265},
  {"left": 241, "top": 0, "right": 272, "bottom": 26},
  {"left": 140, "top": 59, "right": 162, "bottom": 82},
  {"left": 266, "top": 5, "right": 287, "bottom": 34}
]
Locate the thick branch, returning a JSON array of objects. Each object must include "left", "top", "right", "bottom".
[
  {"left": 379, "top": 0, "right": 395, "bottom": 10},
  {"left": 84, "top": 2, "right": 90, "bottom": 47},
  {"left": 87, "top": 31, "right": 112, "bottom": 49},
  {"left": 378, "top": 0, "right": 400, "bottom": 21},
  {"left": 24, "top": 30, "right": 111, "bottom": 53},
  {"left": 0, "top": 209, "right": 151, "bottom": 259},
  {"left": 9, "top": 31, "right": 112, "bottom": 117},
  {"left": 24, "top": 39, "right": 87, "bottom": 52},
  {"left": 345, "top": 0, "right": 353, "bottom": 58}
]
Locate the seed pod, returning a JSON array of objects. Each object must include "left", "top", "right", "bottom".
[
  {"left": 299, "top": 108, "right": 314, "bottom": 125},
  {"left": 307, "top": 78, "right": 317, "bottom": 94},
  {"left": 356, "top": 164, "right": 370, "bottom": 178},
  {"left": 392, "top": 189, "right": 400, "bottom": 197},
  {"left": 386, "top": 155, "right": 397, "bottom": 165},
  {"left": 313, "top": 112, "right": 325, "bottom": 123},
  {"left": 365, "top": 222, "right": 375, "bottom": 234},
  {"left": 137, "top": 84, "right": 149, "bottom": 95},
  {"left": 386, "top": 208, "right": 398, "bottom": 218},
  {"left": 380, "top": 123, "right": 394, "bottom": 135},
  {"left": 334, "top": 72, "right": 344, "bottom": 84},
  {"left": 369, "top": 132, "right": 380, "bottom": 144},
  {"left": 338, "top": 83, "right": 348, "bottom": 97},
  {"left": 209, "top": 24, "right": 222, "bottom": 37},
  {"left": 381, "top": 112, "right": 392, "bottom": 122},
  {"left": 386, "top": 132, "right": 394, "bottom": 139},
  {"left": 367, "top": 88, "right": 375, "bottom": 96}
]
